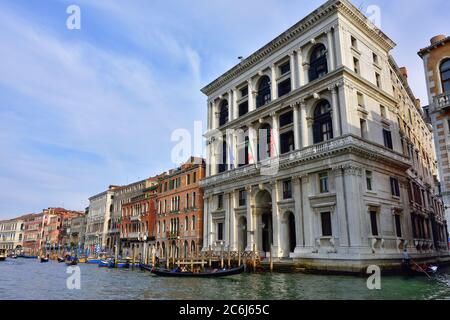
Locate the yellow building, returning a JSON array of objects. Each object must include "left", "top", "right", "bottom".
[{"left": 419, "top": 35, "right": 450, "bottom": 242}]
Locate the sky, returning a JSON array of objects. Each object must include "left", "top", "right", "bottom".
[{"left": 0, "top": 0, "right": 448, "bottom": 219}]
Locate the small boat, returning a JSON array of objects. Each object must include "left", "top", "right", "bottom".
[
  {"left": 139, "top": 264, "right": 153, "bottom": 272},
  {"left": 0, "top": 250, "right": 7, "bottom": 261},
  {"left": 78, "top": 257, "right": 87, "bottom": 264},
  {"left": 98, "top": 259, "right": 115, "bottom": 268},
  {"left": 18, "top": 255, "right": 38, "bottom": 259},
  {"left": 10, "top": 255, "right": 18, "bottom": 259},
  {"left": 403, "top": 262, "right": 438, "bottom": 276},
  {"left": 116, "top": 261, "right": 130, "bottom": 269},
  {"left": 40, "top": 257, "right": 50, "bottom": 263},
  {"left": 0, "top": 257, "right": 6, "bottom": 262},
  {"left": 65, "top": 259, "right": 78, "bottom": 266},
  {"left": 57, "top": 257, "right": 65, "bottom": 263},
  {"left": 87, "top": 258, "right": 102, "bottom": 264},
  {"left": 151, "top": 264, "right": 246, "bottom": 278}
]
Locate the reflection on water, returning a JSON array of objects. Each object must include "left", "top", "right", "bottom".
[{"left": 1, "top": 259, "right": 450, "bottom": 300}]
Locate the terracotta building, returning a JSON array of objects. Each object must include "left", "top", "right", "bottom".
[
  {"left": 156, "top": 157, "right": 205, "bottom": 259},
  {"left": 120, "top": 177, "right": 159, "bottom": 259},
  {"left": 419, "top": 35, "right": 450, "bottom": 243},
  {"left": 22, "top": 213, "right": 44, "bottom": 255}
]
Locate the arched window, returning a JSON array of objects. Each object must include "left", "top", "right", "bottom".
[
  {"left": 185, "top": 217, "right": 189, "bottom": 231},
  {"left": 441, "top": 59, "right": 450, "bottom": 93},
  {"left": 192, "top": 216, "right": 196, "bottom": 230},
  {"left": 309, "top": 44, "right": 328, "bottom": 82},
  {"left": 219, "top": 100, "right": 229, "bottom": 126},
  {"left": 256, "top": 76, "right": 271, "bottom": 108},
  {"left": 258, "top": 123, "right": 272, "bottom": 161},
  {"left": 313, "top": 100, "right": 333, "bottom": 144}
]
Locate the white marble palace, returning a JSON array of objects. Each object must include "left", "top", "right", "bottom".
[{"left": 200, "top": 0, "right": 449, "bottom": 272}]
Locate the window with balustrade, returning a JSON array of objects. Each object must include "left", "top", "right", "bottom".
[{"left": 313, "top": 100, "right": 333, "bottom": 144}]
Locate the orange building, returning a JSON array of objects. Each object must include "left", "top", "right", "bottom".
[
  {"left": 40, "top": 208, "right": 84, "bottom": 253},
  {"left": 120, "top": 177, "right": 159, "bottom": 259},
  {"left": 155, "top": 157, "right": 205, "bottom": 259}
]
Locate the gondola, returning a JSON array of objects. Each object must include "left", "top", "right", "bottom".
[
  {"left": 151, "top": 264, "right": 246, "bottom": 278},
  {"left": 57, "top": 257, "right": 65, "bottom": 263},
  {"left": 403, "top": 262, "right": 438, "bottom": 276},
  {"left": 65, "top": 259, "right": 78, "bottom": 266},
  {"left": 139, "top": 264, "right": 153, "bottom": 272},
  {"left": 98, "top": 259, "right": 115, "bottom": 268},
  {"left": 0, "top": 256, "right": 6, "bottom": 262},
  {"left": 40, "top": 257, "right": 49, "bottom": 263},
  {"left": 0, "top": 249, "right": 7, "bottom": 261}
]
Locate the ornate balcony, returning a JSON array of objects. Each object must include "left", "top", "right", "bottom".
[
  {"left": 434, "top": 92, "right": 450, "bottom": 111},
  {"left": 201, "top": 134, "right": 411, "bottom": 188}
]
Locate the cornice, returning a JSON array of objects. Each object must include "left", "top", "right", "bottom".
[{"left": 201, "top": 0, "right": 395, "bottom": 97}]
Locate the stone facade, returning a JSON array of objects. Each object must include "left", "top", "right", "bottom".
[
  {"left": 419, "top": 35, "right": 450, "bottom": 241},
  {"left": 0, "top": 217, "right": 25, "bottom": 252},
  {"left": 86, "top": 189, "right": 116, "bottom": 250},
  {"left": 22, "top": 213, "right": 44, "bottom": 255},
  {"left": 200, "top": 0, "right": 449, "bottom": 272},
  {"left": 156, "top": 157, "right": 205, "bottom": 259}
]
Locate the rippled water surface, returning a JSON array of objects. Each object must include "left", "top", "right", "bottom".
[{"left": 1, "top": 258, "right": 450, "bottom": 300}]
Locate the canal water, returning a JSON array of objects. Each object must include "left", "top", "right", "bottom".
[{"left": 1, "top": 258, "right": 450, "bottom": 300}]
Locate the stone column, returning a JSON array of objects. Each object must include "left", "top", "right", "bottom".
[
  {"left": 229, "top": 190, "right": 237, "bottom": 251},
  {"left": 289, "top": 52, "right": 297, "bottom": 91},
  {"left": 303, "top": 62, "right": 310, "bottom": 85},
  {"left": 228, "top": 90, "right": 233, "bottom": 121},
  {"left": 226, "top": 130, "right": 233, "bottom": 171},
  {"left": 207, "top": 101, "right": 212, "bottom": 130},
  {"left": 300, "top": 101, "right": 308, "bottom": 148},
  {"left": 248, "top": 80, "right": 256, "bottom": 112},
  {"left": 245, "top": 186, "right": 255, "bottom": 251},
  {"left": 271, "top": 112, "right": 280, "bottom": 156},
  {"left": 297, "top": 47, "right": 304, "bottom": 87},
  {"left": 326, "top": 28, "right": 336, "bottom": 71},
  {"left": 292, "top": 103, "right": 300, "bottom": 150},
  {"left": 224, "top": 192, "right": 231, "bottom": 246},
  {"left": 300, "top": 175, "right": 313, "bottom": 249},
  {"left": 211, "top": 99, "right": 218, "bottom": 129},
  {"left": 338, "top": 82, "right": 350, "bottom": 135},
  {"left": 232, "top": 87, "right": 239, "bottom": 121},
  {"left": 329, "top": 84, "right": 341, "bottom": 137},
  {"left": 202, "top": 196, "right": 210, "bottom": 251},
  {"left": 248, "top": 123, "right": 257, "bottom": 164},
  {"left": 292, "top": 176, "right": 304, "bottom": 251},
  {"left": 271, "top": 181, "right": 281, "bottom": 258},
  {"left": 271, "top": 64, "right": 278, "bottom": 100}
]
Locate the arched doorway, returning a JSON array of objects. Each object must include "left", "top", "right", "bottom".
[
  {"left": 282, "top": 211, "right": 296, "bottom": 257},
  {"left": 255, "top": 190, "right": 273, "bottom": 256},
  {"left": 238, "top": 216, "right": 247, "bottom": 252}
]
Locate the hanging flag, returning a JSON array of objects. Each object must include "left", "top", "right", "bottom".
[{"left": 270, "top": 128, "right": 277, "bottom": 158}]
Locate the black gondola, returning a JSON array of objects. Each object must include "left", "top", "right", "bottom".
[
  {"left": 402, "top": 262, "right": 438, "bottom": 276},
  {"left": 57, "top": 257, "right": 65, "bottom": 263},
  {"left": 139, "top": 264, "right": 153, "bottom": 272},
  {"left": 151, "top": 264, "right": 245, "bottom": 278},
  {"left": 40, "top": 257, "right": 49, "bottom": 263},
  {"left": 65, "top": 259, "right": 78, "bottom": 266}
]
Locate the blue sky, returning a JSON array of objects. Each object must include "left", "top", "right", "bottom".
[{"left": 0, "top": 0, "right": 448, "bottom": 219}]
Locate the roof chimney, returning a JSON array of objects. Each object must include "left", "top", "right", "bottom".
[
  {"left": 431, "top": 35, "right": 446, "bottom": 45},
  {"left": 399, "top": 67, "right": 408, "bottom": 79}
]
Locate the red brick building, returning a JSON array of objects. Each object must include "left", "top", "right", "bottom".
[{"left": 155, "top": 157, "right": 205, "bottom": 259}]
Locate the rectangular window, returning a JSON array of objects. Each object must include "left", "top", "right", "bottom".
[
  {"left": 319, "top": 172, "right": 329, "bottom": 193},
  {"left": 375, "top": 73, "right": 381, "bottom": 89},
  {"left": 373, "top": 52, "right": 379, "bottom": 64},
  {"left": 280, "top": 131, "right": 295, "bottom": 154},
  {"left": 321, "top": 212, "right": 332, "bottom": 237},
  {"left": 217, "top": 194, "right": 223, "bottom": 210},
  {"left": 351, "top": 36, "right": 357, "bottom": 49},
  {"left": 283, "top": 180, "right": 292, "bottom": 199},
  {"left": 217, "top": 223, "right": 224, "bottom": 241},
  {"left": 360, "top": 118, "right": 367, "bottom": 139},
  {"left": 240, "top": 86, "right": 248, "bottom": 98},
  {"left": 278, "top": 78, "right": 291, "bottom": 97},
  {"left": 357, "top": 92, "right": 365, "bottom": 108},
  {"left": 370, "top": 211, "right": 379, "bottom": 236},
  {"left": 238, "top": 101, "right": 249, "bottom": 117},
  {"left": 279, "top": 62, "right": 291, "bottom": 75},
  {"left": 380, "top": 106, "right": 387, "bottom": 119},
  {"left": 193, "top": 172, "right": 197, "bottom": 183},
  {"left": 353, "top": 57, "right": 360, "bottom": 74},
  {"left": 366, "top": 171, "right": 373, "bottom": 191},
  {"left": 279, "top": 111, "right": 293, "bottom": 127},
  {"left": 186, "top": 174, "right": 190, "bottom": 185},
  {"left": 383, "top": 129, "right": 393, "bottom": 149},
  {"left": 390, "top": 177, "right": 400, "bottom": 197},
  {"left": 395, "top": 215, "right": 402, "bottom": 238},
  {"left": 238, "top": 189, "right": 246, "bottom": 206}
]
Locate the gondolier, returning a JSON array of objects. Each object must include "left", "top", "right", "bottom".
[{"left": 402, "top": 248, "right": 411, "bottom": 268}]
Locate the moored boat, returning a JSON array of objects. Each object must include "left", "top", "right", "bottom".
[
  {"left": 0, "top": 249, "right": 7, "bottom": 261},
  {"left": 403, "top": 262, "right": 438, "bottom": 276},
  {"left": 98, "top": 259, "right": 115, "bottom": 268},
  {"left": 57, "top": 257, "right": 65, "bottom": 263},
  {"left": 40, "top": 257, "right": 50, "bottom": 263},
  {"left": 151, "top": 264, "right": 245, "bottom": 278},
  {"left": 66, "top": 259, "right": 78, "bottom": 266},
  {"left": 139, "top": 264, "right": 153, "bottom": 272}
]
